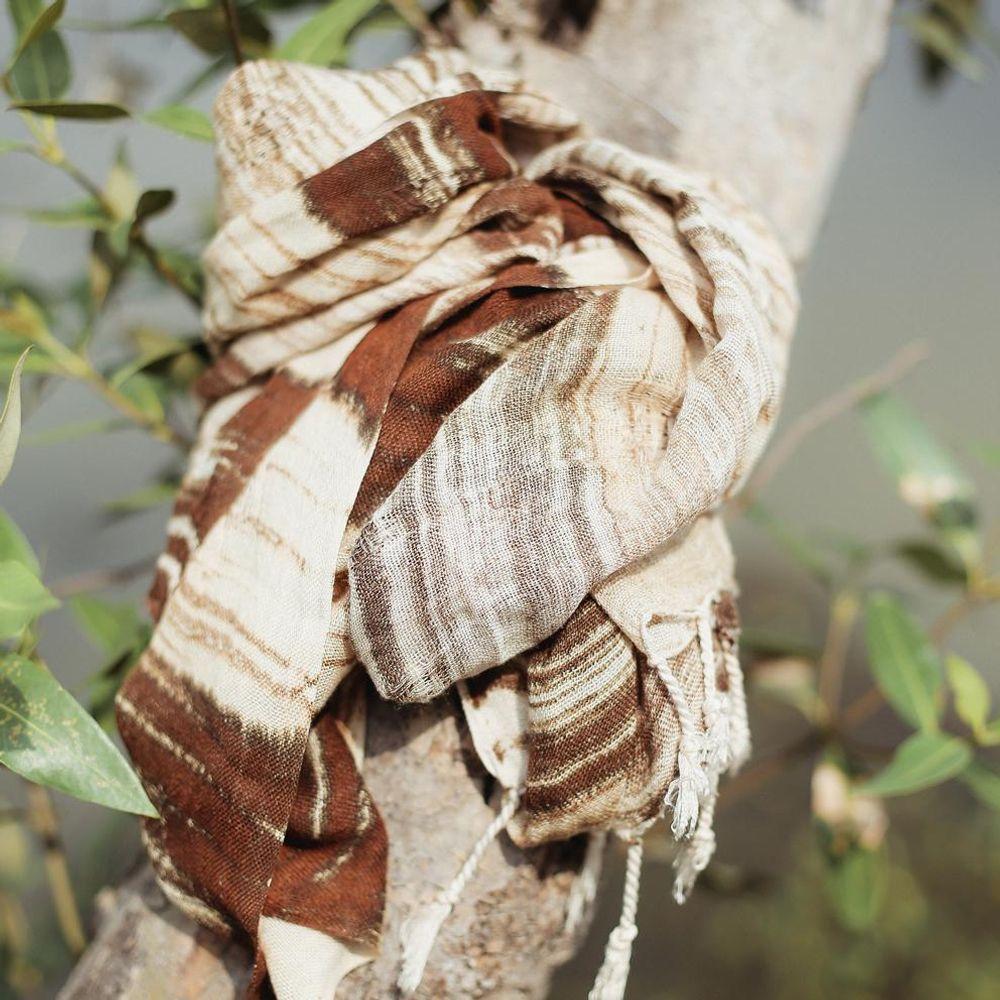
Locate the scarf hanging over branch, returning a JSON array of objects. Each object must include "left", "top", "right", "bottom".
[{"left": 117, "top": 48, "right": 797, "bottom": 1000}]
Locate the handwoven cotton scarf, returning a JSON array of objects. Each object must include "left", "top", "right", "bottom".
[{"left": 117, "top": 48, "right": 797, "bottom": 1000}]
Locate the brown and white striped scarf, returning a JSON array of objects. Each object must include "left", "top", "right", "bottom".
[{"left": 117, "top": 48, "right": 796, "bottom": 1000}]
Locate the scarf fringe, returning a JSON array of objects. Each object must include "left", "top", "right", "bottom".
[
  {"left": 401, "top": 602, "right": 749, "bottom": 998},
  {"left": 588, "top": 836, "right": 643, "bottom": 1000},
  {"left": 672, "top": 777, "right": 719, "bottom": 903},
  {"left": 397, "top": 787, "right": 521, "bottom": 995}
]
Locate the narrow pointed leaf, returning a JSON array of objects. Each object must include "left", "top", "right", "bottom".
[
  {"left": 0, "top": 654, "right": 157, "bottom": 816},
  {"left": 7, "top": 0, "right": 70, "bottom": 101},
  {"left": 104, "top": 480, "right": 177, "bottom": 515},
  {"left": 864, "top": 591, "right": 943, "bottom": 731},
  {"left": 26, "top": 197, "right": 109, "bottom": 229},
  {"left": 857, "top": 731, "right": 971, "bottom": 798},
  {"left": 894, "top": 539, "right": 966, "bottom": 585},
  {"left": 9, "top": 100, "right": 129, "bottom": 119},
  {"left": 946, "top": 653, "right": 991, "bottom": 739},
  {"left": 824, "top": 845, "right": 887, "bottom": 933},
  {"left": 0, "top": 509, "right": 38, "bottom": 572},
  {"left": 0, "top": 347, "right": 30, "bottom": 486},
  {"left": 142, "top": 104, "right": 213, "bottom": 142},
  {"left": 6, "top": 0, "right": 65, "bottom": 71},
  {"left": 0, "top": 560, "right": 58, "bottom": 636},
  {"left": 277, "top": 0, "right": 380, "bottom": 64},
  {"left": 860, "top": 392, "right": 976, "bottom": 531},
  {"left": 70, "top": 595, "right": 144, "bottom": 658},
  {"left": 961, "top": 761, "right": 1000, "bottom": 811},
  {"left": 166, "top": 7, "right": 271, "bottom": 56},
  {"left": 132, "top": 188, "right": 175, "bottom": 228}
]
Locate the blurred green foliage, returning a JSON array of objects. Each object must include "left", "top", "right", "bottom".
[{"left": 0, "top": 1, "right": 998, "bottom": 997}]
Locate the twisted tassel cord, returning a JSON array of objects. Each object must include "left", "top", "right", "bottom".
[
  {"left": 588, "top": 837, "right": 644, "bottom": 1000},
  {"left": 397, "top": 787, "right": 521, "bottom": 995},
  {"left": 642, "top": 622, "right": 710, "bottom": 839},
  {"left": 672, "top": 776, "right": 719, "bottom": 903},
  {"left": 723, "top": 648, "right": 752, "bottom": 770}
]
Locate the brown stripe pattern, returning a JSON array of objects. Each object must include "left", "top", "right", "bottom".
[{"left": 117, "top": 48, "right": 797, "bottom": 998}]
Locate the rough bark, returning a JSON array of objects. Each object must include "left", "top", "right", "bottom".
[{"left": 60, "top": 2, "right": 892, "bottom": 997}]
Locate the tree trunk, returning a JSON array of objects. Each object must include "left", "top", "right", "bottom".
[{"left": 59, "top": 2, "right": 891, "bottom": 997}]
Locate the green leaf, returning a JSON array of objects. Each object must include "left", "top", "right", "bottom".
[
  {"left": 117, "top": 372, "right": 165, "bottom": 423},
  {"left": 946, "top": 653, "right": 991, "bottom": 739},
  {"left": 961, "top": 761, "right": 1000, "bottom": 811},
  {"left": 103, "top": 144, "right": 139, "bottom": 221},
  {"left": 70, "top": 595, "right": 144, "bottom": 658},
  {"left": 142, "top": 104, "right": 213, "bottom": 142},
  {"left": 864, "top": 591, "right": 943, "bottom": 731},
  {"left": 857, "top": 731, "right": 972, "bottom": 798},
  {"left": 0, "top": 347, "right": 30, "bottom": 486},
  {"left": 132, "top": 188, "right": 175, "bottom": 228},
  {"left": 0, "top": 560, "right": 58, "bottom": 637},
  {"left": 166, "top": 7, "right": 272, "bottom": 56},
  {"left": 8, "top": 100, "right": 130, "bottom": 119},
  {"left": 24, "top": 416, "right": 129, "bottom": 446},
  {"left": 894, "top": 539, "right": 967, "bottom": 585},
  {"left": 26, "top": 196, "right": 109, "bottom": 229},
  {"left": 277, "top": 0, "right": 380, "bottom": 64},
  {"left": 7, "top": 0, "right": 70, "bottom": 101},
  {"left": 860, "top": 392, "right": 976, "bottom": 528},
  {"left": 740, "top": 626, "right": 821, "bottom": 660},
  {"left": 0, "top": 653, "right": 157, "bottom": 816},
  {"left": 824, "top": 844, "right": 887, "bottom": 933},
  {"left": 5, "top": 0, "right": 64, "bottom": 71},
  {"left": 0, "top": 508, "right": 38, "bottom": 572},
  {"left": 104, "top": 480, "right": 178, "bottom": 515}
]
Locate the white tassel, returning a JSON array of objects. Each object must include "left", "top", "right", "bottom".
[
  {"left": 697, "top": 600, "right": 732, "bottom": 773},
  {"left": 644, "top": 619, "right": 711, "bottom": 839},
  {"left": 397, "top": 787, "right": 520, "bottom": 995},
  {"left": 672, "top": 780, "right": 718, "bottom": 903},
  {"left": 664, "top": 736, "right": 710, "bottom": 839},
  {"left": 565, "top": 831, "right": 607, "bottom": 936},
  {"left": 588, "top": 837, "right": 644, "bottom": 1000},
  {"left": 723, "top": 648, "right": 751, "bottom": 771}
]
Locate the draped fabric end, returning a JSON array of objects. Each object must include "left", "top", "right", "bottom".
[{"left": 117, "top": 48, "right": 797, "bottom": 999}]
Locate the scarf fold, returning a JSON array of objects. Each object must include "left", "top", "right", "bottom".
[{"left": 117, "top": 48, "right": 797, "bottom": 999}]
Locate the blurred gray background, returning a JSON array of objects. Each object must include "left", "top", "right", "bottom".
[{"left": 1, "top": 2, "right": 999, "bottom": 997}]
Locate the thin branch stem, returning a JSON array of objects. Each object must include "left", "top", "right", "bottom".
[
  {"left": 718, "top": 732, "right": 822, "bottom": 812},
  {"left": 22, "top": 141, "right": 202, "bottom": 311},
  {"left": 51, "top": 555, "right": 158, "bottom": 599},
  {"left": 737, "top": 341, "right": 930, "bottom": 511},
  {"left": 220, "top": 0, "right": 245, "bottom": 65},
  {"left": 816, "top": 589, "right": 860, "bottom": 722},
  {"left": 25, "top": 785, "right": 87, "bottom": 956}
]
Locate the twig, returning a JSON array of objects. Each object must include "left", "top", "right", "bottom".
[
  {"left": 51, "top": 555, "right": 158, "bottom": 599},
  {"left": 737, "top": 340, "right": 930, "bottom": 511},
  {"left": 816, "top": 589, "right": 860, "bottom": 721},
  {"left": 220, "top": 0, "right": 245, "bottom": 65},
  {"left": 25, "top": 785, "right": 87, "bottom": 956},
  {"left": 717, "top": 732, "right": 822, "bottom": 812}
]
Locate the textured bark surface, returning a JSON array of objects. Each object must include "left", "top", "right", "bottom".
[{"left": 60, "top": 2, "right": 891, "bottom": 997}]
